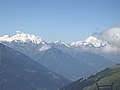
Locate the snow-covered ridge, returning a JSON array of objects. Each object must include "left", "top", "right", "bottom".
[
  {"left": 84, "top": 36, "right": 107, "bottom": 47},
  {"left": 0, "top": 31, "right": 120, "bottom": 54},
  {"left": 52, "top": 40, "right": 70, "bottom": 47},
  {"left": 0, "top": 31, "right": 46, "bottom": 44},
  {"left": 0, "top": 31, "right": 107, "bottom": 48},
  {"left": 70, "top": 41, "right": 83, "bottom": 46},
  {"left": 70, "top": 36, "right": 107, "bottom": 48}
]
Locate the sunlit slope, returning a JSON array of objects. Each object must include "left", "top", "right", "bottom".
[{"left": 62, "top": 64, "right": 120, "bottom": 90}]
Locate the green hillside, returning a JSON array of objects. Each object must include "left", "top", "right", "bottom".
[{"left": 62, "top": 64, "right": 120, "bottom": 90}]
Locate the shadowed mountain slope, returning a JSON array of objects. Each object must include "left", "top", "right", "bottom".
[{"left": 0, "top": 43, "right": 69, "bottom": 90}]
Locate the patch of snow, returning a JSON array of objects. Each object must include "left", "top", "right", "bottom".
[
  {"left": 48, "top": 72, "right": 60, "bottom": 80},
  {"left": 39, "top": 45, "right": 51, "bottom": 51},
  {"left": 53, "top": 40, "right": 70, "bottom": 47},
  {"left": 70, "top": 41, "right": 82, "bottom": 46}
]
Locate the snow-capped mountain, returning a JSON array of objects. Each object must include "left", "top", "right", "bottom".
[
  {"left": 70, "top": 36, "right": 107, "bottom": 48},
  {"left": 0, "top": 31, "right": 47, "bottom": 44},
  {"left": 69, "top": 26, "right": 120, "bottom": 54},
  {"left": 69, "top": 35, "right": 120, "bottom": 63},
  {"left": 0, "top": 31, "right": 116, "bottom": 80},
  {"left": 0, "top": 32, "right": 109, "bottom": 52},
  {"left": 0, "top": 31, "right": 51, "bottom": 52}
]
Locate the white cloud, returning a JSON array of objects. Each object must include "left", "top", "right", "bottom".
[
  {"left": 88, "top": 26, "right": 120, "bottom": 54},
  {"left": 94, "top": 26, "right": 120, "bottom": 47},
  {"left": 80, "top": 45, "right": 120, "bottom": 54},
  {"left": 100, "top": 45, "right": 120, "bottom": 53}
]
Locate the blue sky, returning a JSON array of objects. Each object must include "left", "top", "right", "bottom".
[{"left": 0, "top": 0, "right": 120, "bottom": 42}]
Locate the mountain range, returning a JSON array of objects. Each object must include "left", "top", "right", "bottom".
[
  {"left": 0, "top": 43, "right": 69, "bottom": 90},
  {"left": 0, "top": 31, "right": 116, "bottom": 80}
]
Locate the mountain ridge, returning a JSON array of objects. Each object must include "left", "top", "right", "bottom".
[
  {"left": 0, "top": 43, "right": 69, "bottom": 90},
  {"left": 0, "top": 32, "right": 116, "bottom": 80}
]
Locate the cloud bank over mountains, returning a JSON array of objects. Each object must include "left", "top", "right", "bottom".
[
  {"left": 95, "top": 26, "right": 120, "bottom": 47},
  {"left": 90, "top": 26, "right": 120, "bottom": 53}
]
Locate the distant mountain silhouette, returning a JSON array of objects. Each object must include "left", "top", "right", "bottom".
[{"left": 0, "top": 43, "right": 69, "bottom": 90}]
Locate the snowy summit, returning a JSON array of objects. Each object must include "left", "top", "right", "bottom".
[
  {"left": 70, "top": 36, "right": 107, "bottom": 48},
  {"left": 0, "top": 31, "right": 46, "bottom": 44}
]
